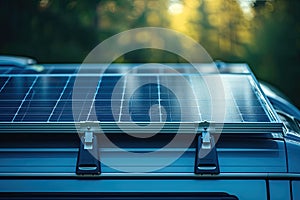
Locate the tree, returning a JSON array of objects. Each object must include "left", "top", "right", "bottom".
[{"left": 248, "top": 0, "right": 300, "bottom": 106}]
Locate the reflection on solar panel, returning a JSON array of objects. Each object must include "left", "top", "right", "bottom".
[{"left": 0, "top": 63, "right": 279, "bottom": 127}]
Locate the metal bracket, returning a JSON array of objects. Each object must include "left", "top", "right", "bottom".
[
  {"left": 201, "top": 130, "right": 211, "bottom": 149},
  {"left": 83, "top": 131, "right": 94, "bottom": 150},
  {"left": 194, "top": 127, "right": 220, "bottom": 174},
  {"left": 76, "top": 123, "right": 101, "bottom": 175}
]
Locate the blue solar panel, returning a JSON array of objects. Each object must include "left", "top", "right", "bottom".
[{"left": 0, "top": 64, "right": 276, "bottom": 124}]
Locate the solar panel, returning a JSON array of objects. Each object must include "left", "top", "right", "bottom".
[{"left": 0, "top": 63, "right": 281, "bottom": 132}]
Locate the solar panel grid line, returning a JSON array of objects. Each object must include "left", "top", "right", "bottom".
[
  {"left": 19, "top": 94, "right": 38, "bottom": 122},
  {"left": 28, "top": 77, "right": 66, "bottom": 121},
  {"left": 76, "top": 77, "right": 102, "bottom": 122},
  {"left": 0, "top": 77, "right": 10, "bottom": 93},
  {"left": 187, "top": 76, "right": 212, "bottom": 121},
  {"left": 79, "top": 101, "right": 91, "bottom": 122},
  {"left": 248, "top": 80, "right": 272, "bottom": 122},
  {"left": 56, "top": 100, "right": 70, "bottom": 122},
  {"left": 12, "top": 76, "right": 38, "bottom": 122},
  {"left": 35, "top": 75, "right": 72, "bottom": 122},
  {"left": 231, "top": 79, "right": 253, "bottom": 122},
  {"left": 118, "top": 75, "right": 127, "bottom": 122},
  {"left": 47, "top": 76, "right": 71, "bottom": 122},
  {"left": 189, "top": 76, "right": 202, "bottom": 122},
  {"left": 159, "top": 67, "right": 166, "bottom": 122},
  {"left": 87, "top": 76, "right": 103, "bottom": 121},
  {"left": 228, "top": 83, "right": 244, "bottom": 122},
  {"left": 157, "top": 75, "right": 162, "bottom": 122},
  {"left": 161, "top": 76, "right": 170, "bottom": 122},
  {"left": 164, "top": 75, "right": 182, "bottom": 122}
]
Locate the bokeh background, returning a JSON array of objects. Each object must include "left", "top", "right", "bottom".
[{"left": 0, "top": 0, "right": 299, "bottom": 107}]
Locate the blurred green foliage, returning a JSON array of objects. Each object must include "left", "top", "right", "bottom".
[{"left": 0, "top": 0, "right": 299, "bottom": 107}]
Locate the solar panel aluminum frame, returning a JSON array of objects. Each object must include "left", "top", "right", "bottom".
[{"left": 0, "top": 121, "right": 284, "bottom": 135}]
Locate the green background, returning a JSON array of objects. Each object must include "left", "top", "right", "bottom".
[{"left": 0, "top": 0, "right": 299, "bottom": 108}]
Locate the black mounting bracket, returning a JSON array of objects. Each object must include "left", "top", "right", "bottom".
[
  {"left": 76, "top": 131, "right": 101, "bottom": 175},
  {"left": 194, "top": 129, "right": 220, "bottom": 174}
]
